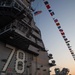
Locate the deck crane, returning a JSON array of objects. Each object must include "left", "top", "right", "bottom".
[{"left": 43, "top": 0, "right": 75, "bottom": 61}]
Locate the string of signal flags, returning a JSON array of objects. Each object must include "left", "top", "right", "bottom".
[{"left": 42, "top": 0, "right": 75, "bottom": 60}]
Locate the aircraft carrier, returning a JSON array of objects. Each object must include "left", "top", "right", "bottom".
[{"left": 0, "top": 0, "right": 55, "bottom": 75}]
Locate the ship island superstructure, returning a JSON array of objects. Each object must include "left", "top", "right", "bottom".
[{"left": 0, "top": 0, "right": 55, "bottom": 75}]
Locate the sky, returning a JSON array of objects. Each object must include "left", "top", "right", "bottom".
[{"left": 32, "top": 0, "right": 75, "bottom": 75}]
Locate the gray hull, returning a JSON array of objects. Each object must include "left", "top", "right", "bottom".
[{"left": 0, "top": 0, "right": 55, "bottom": 75}]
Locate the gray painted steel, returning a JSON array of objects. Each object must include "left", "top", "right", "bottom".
[{"left": 0, "top": 0, "right": 51, "bottom": 75}]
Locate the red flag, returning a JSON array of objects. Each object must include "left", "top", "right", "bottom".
[
  {"left": 59, "top": 29, "right": 65, "bottom": 35},
  {"left": 50, "top": 12, "right": 55, "bottom": 16},
  {"left": 34, "top": 11, "right": 42, "bottom": 16},
  {"left": 59, "top": 29, "right": 63, "bottom": 32},
  {"left": 46, "top": 4, "right": 51, "bottom": 9},
  {"left": 56, "top": 22, "right": 60, "bottom": 26},
  {"left": 61, "top": 32, "right": 65, "bottom": 35},
  {"left": 54, "top": 19, "right": 58, "bottom": 23}
]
